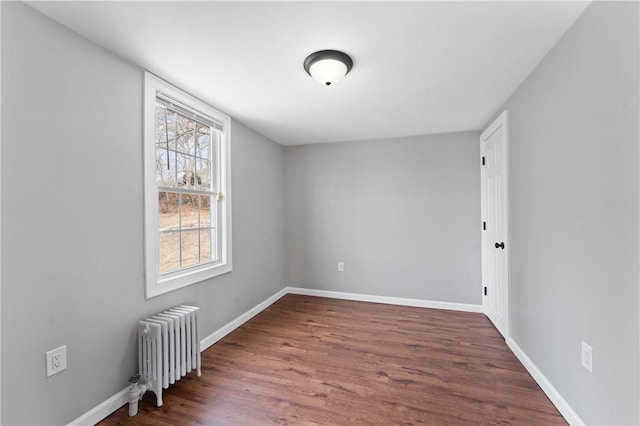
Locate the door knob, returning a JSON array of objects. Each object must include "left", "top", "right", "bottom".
[{"left": 495, "top": 242, "right": 505, "bottom": 249}]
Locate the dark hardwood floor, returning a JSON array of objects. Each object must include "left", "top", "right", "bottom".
[{"left": 101, "top": 294, "right": 566, "bottom": 425}]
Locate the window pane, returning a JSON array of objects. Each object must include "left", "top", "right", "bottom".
[
  {"left": 197, "top": 158, "right": 211, "bottom": 190},
  {"left": 155, "top": 105, "right": 175, "bottom": 149},
  {"left": 181, "top": 230, "right": 199, "bottom": 268},
  {"left": 155, "top": 106, "right": 167, "bottom": 146},
  {"left": 158, "top": 192, "right": 180, "bottom": 232},
  {"left": 181, "top": 193, "right": 198, "bottom": 229},
  {"left": 167, "top": 110, "right": 178, "bottom": 151},
  {"left": 156, "top": 106, "right": 177, "bottom": 151},
  {"left": 169, "top": 150, "right": 177, "bottom": 187},
  {"left": 176, "top": 116, "right": 195, "bottom": 155},
  {"left": 200, "top": 229, "right": 211, "bottom": 263},
  {"left": 200, "top": 195, "right": 211, "bottom": 227},
  {"left": 156, "top": 148, "right": 177, "bottom": 187},
  {"left": 156, "top": 147, "right": 166, "bottom": 184},
  {"left": 196, "top": 124, "right": 210, "bottom": 160},
  {"left": 177, "top": 153, "right": 196, "bottom": 188},
  {"left": 159, "top": 232, "right": 180, "bottom": 274}
]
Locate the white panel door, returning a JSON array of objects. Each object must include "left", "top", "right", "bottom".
[{"left": 481, "top": 111, "right": 509, "bottom": 338}]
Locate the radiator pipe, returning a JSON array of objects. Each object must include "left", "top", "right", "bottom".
[{"left": 128, "top": 374, "right": 148, "bottom": 417}]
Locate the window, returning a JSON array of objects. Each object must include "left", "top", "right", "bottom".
[{"left": 144, "top": 73, "right": 231, "bottom": 298}]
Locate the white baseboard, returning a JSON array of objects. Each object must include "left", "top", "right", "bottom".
[
  {"left": 69, "top": 288, "right": 288, "bottom": 425},
  {"left": 200, "top": 287, "right": 288, "bottom": 350},
  {"left": 286, "top": 286, "right": 483, "bottom": 313},
  {"left": 507, "top": 337, "right": 584, "bottom": 426},
  {"left": 66, "top": 286, "right": 490, "bottom": 425},
  {"left": 67, "top": 387, "right": 130, "bottom": 426}
]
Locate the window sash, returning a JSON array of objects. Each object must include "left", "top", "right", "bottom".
[
  {"left": 155, "top": 100, "right": 219, "bottom": 275},
  {"left": 156, "top": 93, "right": 225, "bottom": 132},
  {"left": 156, "top": 190, "right": 219, "bottom": 275}
]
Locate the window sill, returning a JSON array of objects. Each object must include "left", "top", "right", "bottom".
[{"left": 146, "top": 261, "right": 232, "bottom": 299}]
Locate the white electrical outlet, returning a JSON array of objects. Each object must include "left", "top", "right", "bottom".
[
  {"left": 581, "top": 341, "right": 593, "bottom": 373},
  {"left": 46, "top": 345, "right": 67, "bottom": 377},
  {"left": 337, "top": 262, "right": 344, "bottom": 272}
]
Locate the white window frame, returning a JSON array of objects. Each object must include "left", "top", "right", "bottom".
[{"left": 144, "top": 72, "right": 232, "bottom": 299}]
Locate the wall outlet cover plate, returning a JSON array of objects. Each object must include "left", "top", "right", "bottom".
[{"left": 46, "top": 345, "right": 67, "bottom": 377}]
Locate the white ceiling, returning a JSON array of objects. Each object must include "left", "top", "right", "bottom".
[{"left": 28, "top": 1, "right": 589, "bottom": 146}]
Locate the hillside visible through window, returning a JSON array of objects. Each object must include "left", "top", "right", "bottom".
[{"left": 154, "top": 103, "right": 217, "bottom": 274}]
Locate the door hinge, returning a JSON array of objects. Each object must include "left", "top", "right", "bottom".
[
  {"left": 483, "top": 221, "right": 486, "bottom": 231},
  {"left": 484, "top": 286, "right": 487, "bottom": 296},
  {"left": 482, "top": 156, "right": 485, "bottom": 166}
]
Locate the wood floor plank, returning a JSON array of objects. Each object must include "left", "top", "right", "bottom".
[{"left": 100, "top": 294, "right": 566, "bottom": 425}]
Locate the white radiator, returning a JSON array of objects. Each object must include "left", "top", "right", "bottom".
[{"left": 137, "top": 305, "right": 201, "bottom": 407}]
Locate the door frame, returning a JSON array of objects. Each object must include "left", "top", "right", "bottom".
[{"left": 480, "top": 110, "right": 510, "bottom": 339}]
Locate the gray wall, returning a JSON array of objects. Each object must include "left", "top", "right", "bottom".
[
  {"left": 492, "top": 1, "right": 639, "bottom": 424},
  {"left": 4, "top": 1, "right": 637, "bottom": 425},
  {"left": 1, "top": 2, "right": 285, "bottom": 425},
  {"left": 285, "top": 132, "right": 481, "bottom": 304}
]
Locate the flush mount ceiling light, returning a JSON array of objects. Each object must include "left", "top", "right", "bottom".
[{"left": 303, "top": 50, "right": 353, "bottom": 86}]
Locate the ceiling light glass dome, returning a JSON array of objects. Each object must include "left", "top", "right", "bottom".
[{"left": 304, "top": 50, "right": 353, "bottom": 86}]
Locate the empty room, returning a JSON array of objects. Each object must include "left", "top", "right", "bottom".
[{"left": 1, "top": 1, "right": 639, "bottom": 425}]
